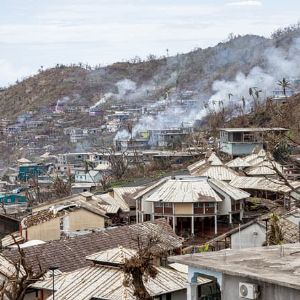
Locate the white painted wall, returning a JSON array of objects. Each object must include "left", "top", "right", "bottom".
[{"left": 231, "top": 223, "right": 266, "bottom": 249}]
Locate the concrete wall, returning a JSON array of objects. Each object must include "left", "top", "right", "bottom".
[
  {"left": 23, "top": 209, "right": 105, "bottom": 241},
  {"left": 220, "top": 142, "right": 263, "bottom": 156},
  {"left": 222, "top": 274, "right": 300, "bottom": 300},
  {"left": 231, "top": 223, "right": 266, "bottom": 249},
  {"left": 175, "top": 203, "right": 193, "bottom": 215},
  {"left": 69, "top": 209, "right": 105, "bottom": 231},
  {"left": 23, "top": 218, "right": 60, "bottom": 241},
  {"left": 142, "top": 199, "right": 153, "bottom": 215}
]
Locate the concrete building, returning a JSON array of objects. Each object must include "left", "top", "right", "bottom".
[
  {"left": 75, "top": 169, "right": 102, "bottom": 183},
  {"left": 219, "top": 128, "right": 288, "bottom": 157},
  {"left": 170, "top": 243, "right": 300, "bottom": 300},
  {"left": 134, "top": 175, "right": 249, "bottom": 237},
  {"left": 20, "top": 203, "right": 107, "bottom": 241}
]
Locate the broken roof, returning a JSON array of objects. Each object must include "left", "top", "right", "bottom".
[
  {"left": 22, "top": 202, "right": 107, "bottom": 228},
  {"left": 4, "top": 220, "right": 182, "bottom": 273}
]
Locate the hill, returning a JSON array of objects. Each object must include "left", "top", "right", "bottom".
[{"left": 0, "top": 34, "right": 271, "bottom": 120}]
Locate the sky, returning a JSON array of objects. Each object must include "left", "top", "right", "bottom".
[{"left": 0, "top": 0, "right": 300, "bottom": 87}]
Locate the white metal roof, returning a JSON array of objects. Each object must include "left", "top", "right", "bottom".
[
  {"left": 226, "top": 157, "right": 251, "bottom": 168},
  {"left": 230, "top": 176, "right": 300, "bottom": 193},
  {"left": 245, "top": 160, "right": 283, "bottom": 176},
  {"left": 145, "top": 177, "right": 222, "bottom": 203},
  {"left": 208, "top": 178, "right": 250, "bottom": 200},
  {"left": 31, "top": 264, "right": 187, "bottom": 300},
  {"left": 195, "top": 165, "right": 239, "bottom": 181},
  {"left": 187, "top": 152, "right": 223, "bottom": 173},
  {"left": 207, "top": 152, "right": 223, "bottom": 166},
  {"left": 86, "top": 247, "right": 137, "bottom": 265}
]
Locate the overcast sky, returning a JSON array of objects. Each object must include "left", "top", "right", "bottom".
[{"left": 0, "top": 0, "right": 299, "bottom": 86}]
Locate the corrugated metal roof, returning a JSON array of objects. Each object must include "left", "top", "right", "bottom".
[
  {"left": 187, "top": 153, "right": 223, "bottom": 174},
  {"left": 230, "top": 176, "right": 300, "bottom": 193},
  {"left": 145, "top": 177, "right": 222, "bottom": 203},
  {"left": 31, "top": 264, "right": 187, "bottom": 300},
  {"left": 0, "top": 255, "right": 22, "bottom": 278},
  {"left": 207, "top": 153, "right": 223, "bottom": 166},
  {"left": 208, "top": 178, "right": 250, "bottom": 200},
  {"left": 1, "top": 231, "right": 24, "bottom": 248},
  {"left": 112, "top": 186, "right": 143, "bottom": 212},
  {"left": 86, "top": 247, "right": 137, "bottom": 265},
  {"left": 4, "top": 220, "right": 182, "bottom": 274},
  {"left": 133, "top": 177, "right": 169, "bottom": 200},
  {"left": 245, "top": 160, "right": 283, "bottom": 176},
  {"left": 194, "top": 165, "right": 239, "bottom": 181},
  {"left": 226, "top": 157, "right": 250, "bottom": 168}
]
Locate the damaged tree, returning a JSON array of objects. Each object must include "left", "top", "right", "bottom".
[
  {"left": 122, "top": 233, "right": 166, "bottom": 300},
  {"left": 0, "top": 238, "right": 45, "bottom": 300}
]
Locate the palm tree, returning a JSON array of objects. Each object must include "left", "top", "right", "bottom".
[
  {"left": 249, "top": 87, "right": 262, "bottom": 110},
  {"left": 277, "top": 77, "right": 291, "bottom": 98},
  {"left": 241, "top": 96, "right": 246, "bottom": 113}
]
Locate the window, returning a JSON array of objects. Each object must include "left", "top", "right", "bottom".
[
  {"left": 205, "top": 202, "right": 215, "bottom": 208},
  {"left": 194, "top": 203, "right": 203, "bottom": 208},
  {"left": 164, "top": 203, "right": 172, "bottom": 207},
  {"left": 154, "top": 202, "right": 163, "bottom": 207}
]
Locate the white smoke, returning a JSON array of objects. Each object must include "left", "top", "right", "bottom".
[
  {"left": 195, "top": 37, "right": 300, "bottom": 118},
  {"left": 116, "top": 79, "right": 137, "bottom": 97},
  {"left": 90, "top": 93, "right": 113, "bottom": 110},
  {"left": 54, "top": 96, "right": 70, "bottom": 113},
  {"left": 115, "top": 38, "right": 300, "bottom": 140}
]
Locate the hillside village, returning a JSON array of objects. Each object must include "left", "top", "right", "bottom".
[{"left": 0, "top": 25, "right": 300, "bottom": 300}]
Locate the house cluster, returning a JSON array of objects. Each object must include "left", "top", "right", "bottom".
[{"left": 0, "top": 126, "right": 299, "bottom": 299}]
